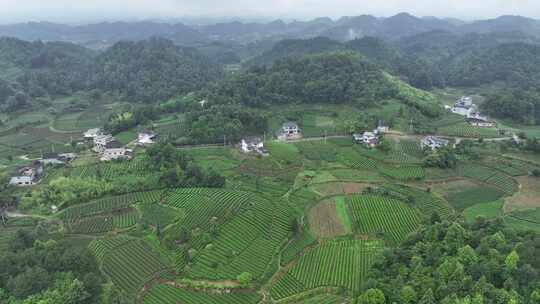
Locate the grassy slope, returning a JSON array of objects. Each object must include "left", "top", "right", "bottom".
[{"left": 335, "top": 196, "right": 353, "bottom": 234}]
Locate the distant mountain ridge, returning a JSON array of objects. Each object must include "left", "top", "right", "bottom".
[{"left": 1, "top": 13, "right": 540, "bottom": 48}]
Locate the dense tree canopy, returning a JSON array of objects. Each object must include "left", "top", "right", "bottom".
[
  {"left": 92, "top": 37, "right": 223, "bottom": 103},
  {"left": 365, "top": 219, "right": 540, "bottom": 303},
  {"left": 481, "top": 89, "right": 540, "bottom": 125},
  {"left": 0, "top": 37, "right": 223, "bottom": 110},
  {"left": 0, "top": 223, "right": 103, "bottom": 303},
  {"left": 208, "top": 52, "right": 398, "bottom": 107}
]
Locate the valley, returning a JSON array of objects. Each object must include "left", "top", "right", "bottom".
[{"left": 2, "top": 11, "right": 540, "bottom": 304}]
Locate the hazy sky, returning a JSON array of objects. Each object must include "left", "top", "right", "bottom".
[{"left": 1, "top": 0, "right": 539, "bottom": 23}]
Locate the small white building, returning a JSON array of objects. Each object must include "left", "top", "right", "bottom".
[
  {"left": 84, "top": 128, "right": 102, "bottom": 140},
  {"left": 137, "top": 131, "right": 156, "bottom": 146},
  {"left": 456, "top": 96, "right": 473, "bottom": 108},
  {"left": 240, "top": 137, "right": 268, "bottom": 155},
  {"left": 451, "top": 96, "right": 475, "bottom": 116},
  {"left": 278, "top": 122, "right": 302, "bottom": 141},
  {"left": 467, "top": 112, "right": 496, "bottom": 127},
  {"left": 9, "top": 176, "right": 34, "bottom": 187},
  {"left": 100, "top": 148, "right": 133, "bottom": 162},
  {"left": 9, "top": 165, "right": 43, "bottom": 187},
  {"left": 376, "top": 125, "right": 389, "bottom": 134},
  {"left": 421, "top": 136, "right": 449, "bottom": 150},
  {"left": 353, "top": 131, "right": 379, "bottom": 148}
]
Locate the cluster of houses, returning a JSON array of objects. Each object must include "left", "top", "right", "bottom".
[
  {"left": 447, "top": 96, "right": 496, "bottom": 128},
  {"left": 240, "top": 121, "right": 303, "bottom": 156},
  {"left": 84, "top": 128, "right": 156, "bottom": 162},
  {"left": 87, "top": 132, "right": 132, "bottom": 162},
  {"left": 7, "top": 128, "right": 158, "bottom": 187},
  {"left": 9, "top": 152, "right": 78, "bottom": 187}
]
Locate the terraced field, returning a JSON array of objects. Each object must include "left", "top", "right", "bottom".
[
  {"left": 160, "top": 188, "right": 293, "bottom": 280},
  {"left": 68, "top": 157, "right": 152, "bottom": 179},
  {"left": 337, "top": 148, "right": 377, "bottom": 170},
  {"left": 139, "top": 202, "right": 184, "bottom": 226},
  {"left": 382, "top": 184, "right": 454, "bottom": 219},
  {"left": 294, "top": 295, "right": 350, "bottom": 304},
  {"left": 90, "top": 237, "right": 172, "bottom": 294},
  {"left": 438, "top": 122, "right": 499, "bottom": 138},
  {"left": 379, "top": 165, "right": 425, "bottom": 181},
  {"left": 458, "top": 164, "right": 519, "bottom": 195},
  {"left": 144, "top": 284, "right": 260, "bottom": 304},
  {"left": 58, "top": 191, "right": 163, "bottom": 220},
  {"left": 348, "top": 195, "right": 422, "bottom": 243},
  {"left": 58, "top": 191, "right": 164, "bottom": 234},
  {"left": 482, "top": 157, "right": 536, "bottom": 176},
  {"left": 281, "top": 231, "right": 318, "bottom": 266},
  {"left": 271, "top": 240, "right": 383, "bottom": 300}
]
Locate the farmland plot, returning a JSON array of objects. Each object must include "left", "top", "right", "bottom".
[
  {"left": 348, "top": 195, "right": 421, "bottom": 243},
  {"left": 144, "top": 284, "right": 260, "bottom": 304},
  {"left": 90, "top": 237, "right": 172, "bottom": 294},
  {"left": 381, "top": 184, "right": 454, "bottom": 219},
  {"left": 271, "top": 240, "right": 383, "bottom": 300}
]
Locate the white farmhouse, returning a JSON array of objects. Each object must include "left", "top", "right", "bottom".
[
  {"left": 9, "top": 176, "right": 35, "bottom": 187},
  {"left": 451, "top": 96, "right": 475, "bottom": 116},
  {"left": 137, "top": 131, "right": 156, "bottom": 146},
  {"left": 9, "top": 164, "right": 43, "bottom": 187},
  {"left": 353, "top": 131, "right": 379, "bottom": 148},
  {"left": 240, "top": 137, "right": 268, "bottom": 155},
  {"left": 466, "top": 112, "right": 496, "bottom": 128},
  {"left": 100, "top": 148, "right": 133, "bottom": 162},
  {"left": 278, "top": 122, "right": 302, "bottom": 141},
  {"left": 421, "top": 136, "right": 449, "bottom": 150}
]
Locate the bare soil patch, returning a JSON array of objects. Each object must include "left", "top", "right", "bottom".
[
  {"left": 308, "top": 199, "right": 346, "bottom": 238},
  {"left": 311, "top": 182, "right": 368, "bottom": 197},
  {"left": 342, "top": 183, "right": 366, "bottom": 195},
  {"left": 504, "top": 176, "right": 540, "bottom": 213}
]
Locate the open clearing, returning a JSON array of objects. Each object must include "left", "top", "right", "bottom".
[
  {"left": 431, "top": 179, "right": 504, "bottom": 211},
  {"left": 504, "top": 176, "right": 540, "bottom": 213},
  {"left": 463, "top": 200, "right": 504, "bottom": 223},
  {"left": 308, "top": 198, "right": 347, "bottom": 238}
]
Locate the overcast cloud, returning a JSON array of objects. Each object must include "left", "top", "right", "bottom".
[{"left": 0, "top": 0, "right": 539, "bottom": 23}]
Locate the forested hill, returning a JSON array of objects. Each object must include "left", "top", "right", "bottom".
[
  {"left": 205, "top": 52, "right": 440, "bottom": 116},
  {"left": 247, "top": 36, "right": 400, "bottom": 70},
  {"left": 445, "top": 42, "right": 540, "bottom": 88},
  {"left": 0, "top": 37, "right": 223, "bottom": 111},
  {"left": 2, "top": 14, "right": 540, "bottom": 48},
  {"left": 244, "top": 37, "right": 343, "bottom": 66},
  {"left": 92, "top": 38, "right": 223, "bottom": 103},
  {"left": 249, "top": 32, "right": 540, "bottom": 91},
  {"left": 0, "top": 37, "right": 95, "bottom": 112}
]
